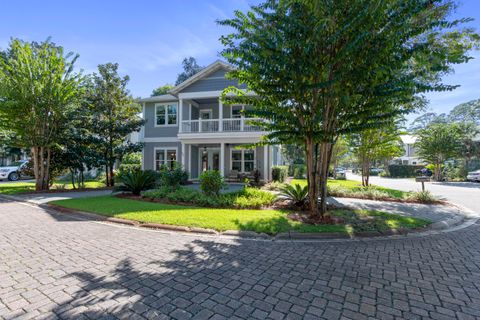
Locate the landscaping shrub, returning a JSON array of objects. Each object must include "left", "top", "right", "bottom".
[
  {"left": 272, "top": 166, "right": 288, "bottom": 182},
  {"left": 293, "top": 165, "right": 306, "bottom": 179},
  {"left": 263, "top": 181, "right": 285, "bottom": 191},
  {"left": 116, "top": 170, "right": 157, "bottom": 196},
  {"left": 405, "top": 191, "right": 437, "bottom": 203},
  {"left": 118, "top": 152, "right": 142, "bottom": 177},
  {"left": 142, "top": 186, "right": 275, "bottom": 209},
  {"left": 231, "top": 187, "right": 276, "bottom": 209},
  {"left": 355, "top": 187, "right": 390, "bottom": 200},
  {"left": 158, "top": 164, "right": 189, "bottom": 190},
  {"left": 199, "top": 170, "right": 225, "bottom": 196},
  {"left": 388, "top": 165, "right": 424, "bottom": 178},
  {"left": 279, "top": 183, "right": 308, "bottom": 207}
]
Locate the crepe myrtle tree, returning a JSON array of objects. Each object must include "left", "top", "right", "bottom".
[
  {"left": 218, "top": 0, "right": 478, "bottom": 218},
  {"left": 348, "top": 122, "right": 403, "bottom": 187},
  {"left": 0, "top": 39, "right": 82, "bottom": 190},
  {"left": 415, "top": 123, "right": 462, "bottom": 181}
]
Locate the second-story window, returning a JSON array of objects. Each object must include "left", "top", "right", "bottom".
[{"left": 155, "top": 103, "right": 177, "bottom": 126}]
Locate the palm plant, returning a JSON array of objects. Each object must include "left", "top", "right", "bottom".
[
  {"left": 116, "top": 170, "right": 157, "bottom": 196},
  {"left": 279, "top": 183, "right": 309, "bottom": 207}
]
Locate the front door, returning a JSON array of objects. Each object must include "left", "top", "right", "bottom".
[{"left": 200, "top": 148, "right": 220, "bottom": 172}]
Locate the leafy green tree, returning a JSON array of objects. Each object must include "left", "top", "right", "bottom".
[
  {"left": 456, "top": 121, "right": 480, "bottom": 175},
  {"left": 349, "top": 125, "right": 403, "bottom": 186},
  {"left": 410, "top": 112, "right": 448, "bottom": 132},
  {"left": 449, "top": 99, "right": 480, "bottom": 124},
  {"left": 151, "top": 84, "right": 173, "bottom": 97},
  {"left": 175, "top": 57, "right": 204, "bottom": 85},
  {"left": 415, "top": 124, "right": 461, "bottom": 181},
  {"left": 84, "top": 63, "right": 144, "bottom": 187},
  {"left": 219, "top": 0, "right": 478, "bottom": 217},
  {"left": 0, "top": 39, "right": 82, "bottom": 190}
]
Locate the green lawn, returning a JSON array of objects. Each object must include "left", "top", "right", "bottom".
[
  {"left": 0, "top": 181, "right": 106, "bottom": 195},
  {"left": 51, "top": 195, "right": 429, "bottom": 235},
  {"left": 290, "top": 179, "right": 409, "bottom": 199}
]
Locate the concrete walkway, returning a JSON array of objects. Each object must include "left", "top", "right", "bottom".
[{"left": 11, "top": 190, "right": 112, "bottom": 205}]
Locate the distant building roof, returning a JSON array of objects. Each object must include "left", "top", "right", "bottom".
[{"left": 400, "top": 134, "right": 417, "bottom": 144}]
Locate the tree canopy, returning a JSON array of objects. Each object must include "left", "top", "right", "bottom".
[
  {"left": 175, "top": 57, "right": 204, "bottom": 85},
  {"left": 219, "top": 0, "right": 478, "bottom": 216},
  {"left": 0, "top": 39, "right": 82, "bottom": 190},
  {"left": 151, "top": 84, "right": 174, "bottom": 97}
]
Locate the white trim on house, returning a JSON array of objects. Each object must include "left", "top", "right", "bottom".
[
  {"left": 153, "top": 147, "right": 178, "bottom": 171},
  {"left": 142, "top": 137, "right": 179, "bottom": 143},
  {"left": 154, "top": 102, "right": 179, "bottom": 127},
  {"left": 177, "top": 133, "right": 263, "bottom": 145},
  {"left": 230, "top": 148, "right": 256, "bottom": 173}
]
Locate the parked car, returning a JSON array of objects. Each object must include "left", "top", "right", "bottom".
[
  {"left": 467, "top": 170, "right": 480, "bottom": 182},
  {"left": 335, "top": 167, "right": 347, "bottom": 179},
  {"left": 0, "top": 160, "right": 29, "bottom": 181},
  {"left": 369, "top": 168, "right": 384, "bottom": 176}
]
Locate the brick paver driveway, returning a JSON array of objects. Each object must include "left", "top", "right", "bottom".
[{"left": 1, "top": 198, "right": 479, "bottom": 320}]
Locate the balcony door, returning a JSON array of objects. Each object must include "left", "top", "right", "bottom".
[{"left": 199, "top": 110, "right": 214, "bottom": 132}]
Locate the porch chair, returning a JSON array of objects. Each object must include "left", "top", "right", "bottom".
[{"left": 227, "top": 170, "right": 240, "bottom": 182}]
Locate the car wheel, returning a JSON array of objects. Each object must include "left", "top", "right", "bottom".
[{"left": 8, "top": 172, "right": 19, "bottom": 181}]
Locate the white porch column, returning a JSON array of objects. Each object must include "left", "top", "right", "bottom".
[
  {"left": 179, "top": 99, "right": 184, "bottom": 132},
  {"left": 188, "top": 144, "right": 192, "bottom": 178},
  {"left": 219, "top": 99, "right": 223, "bottom": 132},
  {"left": 263, "top": 145, "right": 269, "bottom": 182},
  {"left": 181, "top": 142, "right": 186, "bottom": 169},
  {"left": 220, "top": 143, "right": 225, "bottom": 177}
]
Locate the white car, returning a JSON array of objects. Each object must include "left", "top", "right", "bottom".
[
  {"left": 0, "top": 160, "right": 28, "bottom": 181},
  {"left": 467, "top": 170, "right": 480, "bottom": 182}
]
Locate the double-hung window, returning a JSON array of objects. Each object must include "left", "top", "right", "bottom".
[
  {"left": 231, "top": 149, "right": 256, "bottom": 172},
  {"left": 155, "top": 103, "right": 177, "bottom": 126},
  {"left": 155, "top": 148, "right": 177, "bottom": 170}
]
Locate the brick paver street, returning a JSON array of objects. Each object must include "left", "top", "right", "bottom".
[{"left": 1, "top": 198, "right": 479, "bottom": 320}]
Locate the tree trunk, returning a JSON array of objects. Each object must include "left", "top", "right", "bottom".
[
  {"left": 32, "top": 146, "right": 50, "bottom": 191},
  {"left": 318, "top": 141, "right": 333, "bottom": 217},
  {"left": 362, "top": 157, "right": 371, "bottom": 187},
  {"left": 434, "top": 162, "right": 442, "bottom": 181},
  {"left": 305, "top": 137, "right": 319, "bottom": 217}
]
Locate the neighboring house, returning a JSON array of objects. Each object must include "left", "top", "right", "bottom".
[
  {"left": 138, "top": 60, "right": 283, "bottom": 181},
  {"left": 393, "top": 135, "right": 423, "bottom": 165}
]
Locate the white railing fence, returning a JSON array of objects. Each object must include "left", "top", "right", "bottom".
[{"left": 181, "top": 118, "right": 263, "bottom": 133}]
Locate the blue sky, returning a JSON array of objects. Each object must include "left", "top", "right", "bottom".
[{"left": 1, "top": 0, "right": 479, "bottom": 119}]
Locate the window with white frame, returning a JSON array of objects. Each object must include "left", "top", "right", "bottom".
[
  {"left": 155, "top": 148, "right": 177, "bottom": 170},
  {"left": 155, "top": 103, "right": 177, "bottom": 126},
  {"left": 231, "top": 149, "right": 256, "bottom": 172}
]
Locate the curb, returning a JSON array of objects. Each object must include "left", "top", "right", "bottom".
[{"left": 0, "top": 194, "right": 474, "bottom": 242}]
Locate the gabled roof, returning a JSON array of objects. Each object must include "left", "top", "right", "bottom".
[
  {"left": 137, "top": 94, "right": 177, "bottom": 103},
  {"left": 169, "top": 60, "right": 234, "bottom": 95}
]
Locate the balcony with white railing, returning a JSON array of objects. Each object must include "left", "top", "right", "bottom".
[{"left": 181, "top": 118, "right": 263, "bottom": 134}]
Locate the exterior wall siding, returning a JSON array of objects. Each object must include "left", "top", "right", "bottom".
[
  {"left": 144, "top": 101, "right": 180, "bottom": 138},
  {"left": 179, "top": 69, "right": 247, "bottom": 93}
]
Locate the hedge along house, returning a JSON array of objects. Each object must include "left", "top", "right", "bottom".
[{"left": 139, "top": 60, "right": 284, "bottom": 181}]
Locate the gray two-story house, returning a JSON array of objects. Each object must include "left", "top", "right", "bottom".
[{"left": 139, "top": 60, "right": 284, "bottom": 181}]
